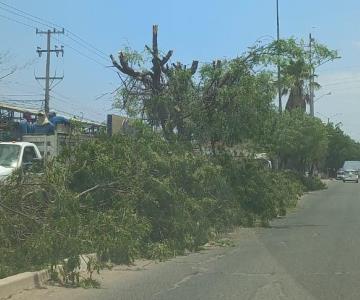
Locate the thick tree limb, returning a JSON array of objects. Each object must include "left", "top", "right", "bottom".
[
  {"left": 111, "top": 53, "right": 153, "bottom": 87},
  {"left": 161, "top": 50, "right": 173, "bottom": 65},
  {"left": 118, "top": 52, "right": 143, "bottom": 78},
  {"left": 190, "top": 61, "right": 199, "bottom": 75},
  {"left": 152, "top": 25, "right": 159, "bottom": 57},
  {"left": 110, "top": 54, "right": 125, "bottom": 73}
]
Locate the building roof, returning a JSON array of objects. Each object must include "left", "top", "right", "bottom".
[
  {"left": 0, "top": 101, "right": 105, "bottom": 127},
  {"left": 0, "top": 141, "right": 37, "bottom": 147},
  {"left": 0, "top": 102, "right": 39, "bottom": 115}
]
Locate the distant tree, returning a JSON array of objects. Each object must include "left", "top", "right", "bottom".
[
  {"left": 270, "top": 110, "right": 328, "bottom": 173},
  {"left": 324, "top": 123, "right": 360, "bottom": 176}
]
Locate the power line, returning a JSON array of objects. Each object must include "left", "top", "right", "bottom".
[
  {"left": 0, "top": 13, "right": 36, "bottom": 29},
  {"left": 60, "top": 40, "right": 110, "bottom": 68},
  {"left": 53, "top": 35, "right": 110, "bottom": 69},
  {"left": 65, "top": 33, "right": 109, "bottom": 63},
  {"left": 51, "top": 93, "right": 105, "bottom": 117},
  {"left": 0, "top": 5, "right": 53, "bottom": 30},
  {"left": 321, "top": 85, "right": 360, "bottom": 93},
  {"left": 67, "top": 30, "right": 108, "bottom": 57},
  {"left": 0, "top": 5, "right": 114, "bottom": 73},
  {"left": 50, "top": 90, "right": 71, "bottom": 100},
  {"left": 322, "top": 79, "right": 360, "bottom": 87},
  {"left": 0, "top": 99, "right": 43, "bottom": 102},
  {"left": 50, "top": 105, "right": 103, "bottom": 124},
  {"left": 0, "top": 1, "right": 61, "bottom": 29},
  {"left": 0, "top": 1, "right": 109, "bottom": 61},
  {"left": 0, "top": 94, "right": 43, "bottom": 97}
]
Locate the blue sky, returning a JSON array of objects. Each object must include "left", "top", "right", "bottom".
[{"left": 0, "top": 0, "right": 360, "bottom": 139}]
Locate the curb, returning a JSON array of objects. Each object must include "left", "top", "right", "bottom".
[
  {"left": 0, "top": 270, "right": 49, "bottom": 300},
  {"left": 0, "top": 254, "right": 96, "bottom": 300}
]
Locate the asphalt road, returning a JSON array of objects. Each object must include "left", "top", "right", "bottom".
[{"left": 11, "top": 180, "right": 360, "bottom": 300}]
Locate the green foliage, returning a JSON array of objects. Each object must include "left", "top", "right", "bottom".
[
  {"left": 269, "top": 110, "right": 328, "bottom": 172},
  {"left": 283, "top": 171, "right": 326, "bottom": 192},
  {"left": 0, "top": 126, "right": 307, "bottom": 280},
  {"left": 324, "top": 123, "right": 360, "bottom": 176},
  {"left": 80, "top": 277, "right": 101, "bottom": 289},
  {"left": 192, "top": 59, "right": 276, "bottom": 149}
]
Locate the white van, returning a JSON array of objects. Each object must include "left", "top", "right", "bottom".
[{"left": 0, "top": 142, "right": 42, "bottom": 180}]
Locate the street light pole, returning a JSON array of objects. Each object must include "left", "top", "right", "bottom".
[
  {"left": 309, "top": 33, "right": 315, "bottom": 117},
  {"left": 276, "top": 0, "right": 282, "bottom": 112}
]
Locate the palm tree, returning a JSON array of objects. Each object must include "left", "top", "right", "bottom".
[
  {"left": 282, "top": 59, "right": 309, "bottom": 111},
  {"left": 282, "top": 59, "right": 320, "bottom": 111}
]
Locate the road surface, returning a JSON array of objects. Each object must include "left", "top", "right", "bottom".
[{"left": 10, "top": 180, "right": 360, "bottom": 300}]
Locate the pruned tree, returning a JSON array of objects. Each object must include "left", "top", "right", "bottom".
[{"left": 110, "top": 25, "right": 199, "bottom": 139}]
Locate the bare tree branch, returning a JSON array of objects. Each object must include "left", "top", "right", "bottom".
[{"left": 75, "top": 182, "right": 119, "bottom": 199}]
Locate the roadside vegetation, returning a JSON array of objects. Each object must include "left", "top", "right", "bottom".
[{"left": 1, "top": 26, "right": 359, "bottom": 284}]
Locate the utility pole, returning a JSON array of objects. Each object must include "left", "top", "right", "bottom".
[
  {"left": 309, "top": 33, "right": 315, "bottom": 117},
  {"left": 35, "top": 28, "right": 64, "bottom": 115},
  {"left": 276, "top": 0, "right": 282, "bottom": 113}
]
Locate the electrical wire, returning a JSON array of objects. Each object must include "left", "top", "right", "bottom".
[
  {"left": 0, "top": 1, "right": 110, "bottom": 62},
  {"left": 66, "top": 30, "right": 109, "bottom": 57},
  {"left": 0, "top": 13, "right": 36, "bottom": 29},
  {"left": 0, "top": 94, "right": 43, "bottom": 97},
  {"left": 61, "top": 41, "right": 110, "bottom": 68},
  {"left": 0, "top": 5, "right": 52, "bottom": 29},
  {"left": 0, "top": 1, "right": 60, "bottom": 29},
  {"left": 0, "top": 99, "right": 43, "bottom": 102},
  {"left": 321, "top": 79, "right": 360, "bottom": 87},
  {"left": 50, "top": 93, "right": 105, "bottom": 118},
  {"left": 65, "top": 34, "right": 109, "bottom": 63}
]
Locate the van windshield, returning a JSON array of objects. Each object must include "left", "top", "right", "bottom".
[{"left": 0, "top": 144, "right": 21, "bottom": 168}]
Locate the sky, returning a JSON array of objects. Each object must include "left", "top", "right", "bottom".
[{"left": 0, "top": 0, "right": 360, "bottom": 139}]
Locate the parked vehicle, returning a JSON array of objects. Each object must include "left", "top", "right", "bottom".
[
  {"left": 0, "top": 142, "right": 42, "bottom": 181},
  {"left": 23, "top": 131, "right": 77, "bottom": 160},
  {"left": 342, "top": 161, "right": 360, "bottom": 172},
  {"left": 336, "top": 169, "right": 345, "bottom": 180},
  {"left": 343, "top": 169, "right": 359, "bottom": 183}
]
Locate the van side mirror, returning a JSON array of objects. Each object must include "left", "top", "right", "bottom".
[{"left": 22, "top": 161, "right": 33, "bottom": 171}]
